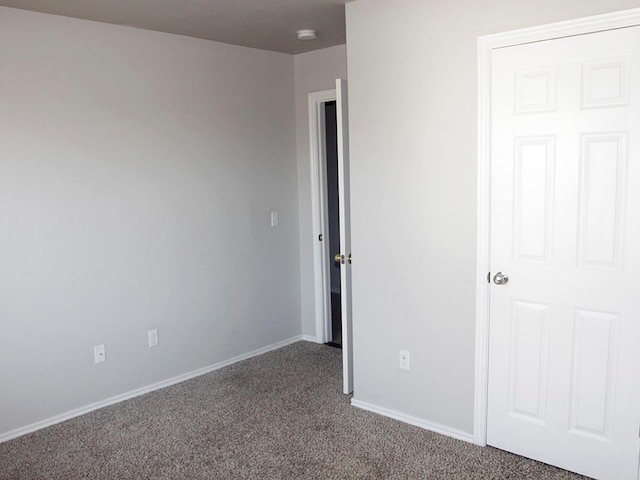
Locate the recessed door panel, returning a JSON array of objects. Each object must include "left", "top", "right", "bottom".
[
  {"left": 569, "top": 310, "right": 618, "bottom": 440},
  {"left": 513, "top": 137, "right": 555, "bottom": 262},
  {"left": 508, "top": 301, "right": 549, "bottom": 422},
  {"left": 516, "top": 68, "right": 557, "bottom": 113},
  {"left": 578, "top": 133, "right": 626, "bottom": 269},
  {"left": 582, "top": 59, "right": 630, "bottom": 109}
]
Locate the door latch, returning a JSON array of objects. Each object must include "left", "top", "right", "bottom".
[{"left": 334, "top": 253, "right": 352, "bottom": 265}]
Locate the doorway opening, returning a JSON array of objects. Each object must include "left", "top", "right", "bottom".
[
  {"left": 309, "top": 80, "right": 353, "bottom": 394},
  {"left": 309, "top": 88, "right": 336, "bottom": 346},
  {"left": 323, "top": 100, "right": 342, "bottom": 348}
]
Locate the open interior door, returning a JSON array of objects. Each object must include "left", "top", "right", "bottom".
[{"left": 336, "top": 78, "right": 353, "bottom": 394}]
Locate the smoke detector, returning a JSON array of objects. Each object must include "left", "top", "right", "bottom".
[{"left": 297, "top": 29, "right": 317, "bottom": 41}]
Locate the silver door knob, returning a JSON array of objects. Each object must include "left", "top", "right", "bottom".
[
  {"left": 493, "top": 272, "right": 509, "bottom": 285},
  {"left": 334, "top": 253, "right": 344, "bottom": 264}
]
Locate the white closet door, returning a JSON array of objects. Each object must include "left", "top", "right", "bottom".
[{"left": 488, "top": 25, "right": 640, "bottom": 480}]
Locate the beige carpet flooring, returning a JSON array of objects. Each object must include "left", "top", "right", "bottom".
[{"left": 0, "top": 342, "right": 588, "bottom": 479}]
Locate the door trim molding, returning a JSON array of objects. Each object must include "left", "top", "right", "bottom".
[
  {"left": 309, "top": 89, "right": 337, "bottom": 343},
  {"left": 474, "top": 7, "right": 640, "bottom": 446}
]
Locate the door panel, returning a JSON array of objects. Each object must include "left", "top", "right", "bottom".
[
  {"left": 336, "top": 78, "right": 353, "bottom": 394},
  {"left": 488, "top": 26, "right": 640, "bottom": 480},
  {"left": 578, "top": 133, "right": 626, "bottom": 269}
]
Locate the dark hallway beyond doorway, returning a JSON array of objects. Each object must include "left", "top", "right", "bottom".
[
  {"left": 329, "top": 292, "right": 342, "bottom": 347},
  {"left": 324, "top": 100, "right": 342, "bottom": 349}
]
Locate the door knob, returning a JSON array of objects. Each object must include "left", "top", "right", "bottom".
[
  {"left": 334, "top": 253, "right": 343, "bottom": 264},
  {"left": 493, "top": 272, "right": 509, "bottom": 285}
]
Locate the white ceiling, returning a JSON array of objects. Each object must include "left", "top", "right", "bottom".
[{"left": 0, "top": 0, "right": 349, "bottom": 54}]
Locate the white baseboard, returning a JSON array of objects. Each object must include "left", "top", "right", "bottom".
[
  {"left": 0, "top": 335, "right": 303, "bottom": 444},
  {"left": 301, "top": 334, "right": 321, "bottom": 343},
  {"left": 350, "top": 399, "right": 475, "bottom": 444}
]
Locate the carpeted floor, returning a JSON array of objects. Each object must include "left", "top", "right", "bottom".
[{"left": 0, "top": 342, "right": 587, "bottom": 479}]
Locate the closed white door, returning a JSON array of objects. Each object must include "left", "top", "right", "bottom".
[
  {"left": 336, "top": 78, "right": 353, "bottom": 394},
  {"left": 488, "top": 26, "right": 640, "bottom": 480}
]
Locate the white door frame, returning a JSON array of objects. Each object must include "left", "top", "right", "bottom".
[
  {"left": 309, "top": 89, "right": 336, "bottom": 343},
  {"left": 474, "top": 7, "right": 640, "bottom": 446}
]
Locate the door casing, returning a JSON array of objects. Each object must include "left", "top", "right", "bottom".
[
  {"left": 309, "top": 89, "right": 336, "bottom": 345},
  {"left": 474, "top": 6, "right": 640, "bottom": 447}
]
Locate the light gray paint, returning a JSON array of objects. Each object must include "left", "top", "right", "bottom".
[
  {"left": 0, "top": 7, "right": 299, "bottom": 436},
  {"left": 0, "top": 0, "right": 347, "bottom": 54},
  {"left": 346, "top": 0, "right": 640, "bottom": 434},
  {"left": 293, "top": 45, "right": 347, "bottom": 338}
]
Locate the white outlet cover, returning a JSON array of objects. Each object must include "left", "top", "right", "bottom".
[
  {"left": 399, "top": 350, "right": 410, "bottom": 370},
  {"left": 94, "top": 344, "right": 106, "bottom": 364},
  {"left": 148, "top": 329, "right": 159, "bottom": 348}
]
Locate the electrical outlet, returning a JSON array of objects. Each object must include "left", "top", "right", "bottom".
[
  {"left": 399, "top": 350, "right": 410, "bottom": 370},
  {"left": 94, "top": 344, "right": 106, "bottom": 364},
  {"left": 148, "top": 329, "right": 159, "bottom": 348},
  {"left": 270, "top": 211, "right": 279, "bottom": 227}
]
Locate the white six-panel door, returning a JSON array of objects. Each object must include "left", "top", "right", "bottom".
[{"left": 487, "top": 26, "right": 640, "bottom": 480}]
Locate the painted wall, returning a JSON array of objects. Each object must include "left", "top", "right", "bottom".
[
  {"left": 345, "top": 0, "right": 640, "bottom": 435},
  {"left": 0, "top": 7, "right": 298, "bottom": 436},
  {"left": 293, "top": 45, "right": 347, "bottom": 338}
]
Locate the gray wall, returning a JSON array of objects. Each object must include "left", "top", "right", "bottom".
[
  {"left": 346, "top": 0, "right": 640, "bottom": 434},
  {"left": 0, "top": 7, "right": 299, "bottom": 436},
  {"left": 293, "top": 46, "right": 348, "bottom": 338}
]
